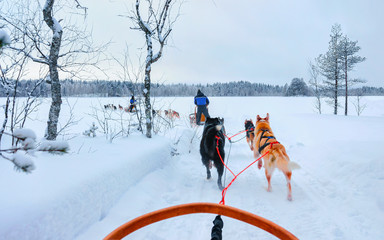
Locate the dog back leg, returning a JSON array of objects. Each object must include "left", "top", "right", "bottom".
[
  {"left": 216, "top": 160, "right": 224, "bottom": 190},
  {"left": 265, "top": 167, "right": 275, "bottom": 192},
  {"left": 284, "top": 171, "right": 293, "bottom": 201},
  {"left": 246, "top": 138, "right": 253, "bottom": 151},
  {"left": 202, "top": 157, "right": 211, "bottom": 180}
]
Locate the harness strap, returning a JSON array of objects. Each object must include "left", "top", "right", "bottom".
[
  {"left": 258, "top": 129, "right": 276, "bottom": 153},
  {"left": 245, "top": 125, "right": 255, "bottom": 138}
]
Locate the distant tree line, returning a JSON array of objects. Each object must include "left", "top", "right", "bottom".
[{"left": 1, "top": 79, "right": 383, "bottom": 98}]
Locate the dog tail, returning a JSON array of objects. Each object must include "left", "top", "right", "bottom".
[
  {"left": 273, "top": 149, "right": 300, "bottom": 172},
  {"left": 288, "top": 161, "right": 301, "bottom": 171}
]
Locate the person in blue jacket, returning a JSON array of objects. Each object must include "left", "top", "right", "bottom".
[
  {"left": 194, "top": 89, "right": 210, "bottom": 125},
  {"left": 128, "top": 95, "right": 136, "bottom": 112}
]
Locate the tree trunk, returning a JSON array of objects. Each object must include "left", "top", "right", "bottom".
[
  {"left": 0, "top": 96, "right": 10, "bottom": 153},
  {"left": 334, "top": 68, "right": 338, "bottom": 115},
  {"left": 144, "top": 33, "right": 153, "bottom": 138},
  {"left": 344, "top": 60, "right": 348, "bottom": 116},
  {"left": 43, "top": 0, "right": 63, "bottom": 140},
  {"left": 46, "top": 67, "right": 62, "bottom": 140}
]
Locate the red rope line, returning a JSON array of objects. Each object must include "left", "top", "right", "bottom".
[
  {"left": 224, "top": 130, "right": 246, "bottom": 141},
  {"left": 215, "top": 136, "right": 268, "bottom": 205},
  {"left": 223, "top": 127, "right": 254, "bottom": 142}
]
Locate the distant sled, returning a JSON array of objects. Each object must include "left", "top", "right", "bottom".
[{"left": 189, "top": 106, "right": 206, "bottom": 126}]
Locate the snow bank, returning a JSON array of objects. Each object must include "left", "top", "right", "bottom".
[{"left": 0, "top": 135, "right": 171, "bottom": 240}]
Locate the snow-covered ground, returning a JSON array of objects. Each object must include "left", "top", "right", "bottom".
[{"left": 1, "top": 96, "right": 383, "bottom": 240}]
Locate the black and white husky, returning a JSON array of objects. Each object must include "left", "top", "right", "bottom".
[{"left": 200, "top": 117, "right": 225, "bottom": 190}]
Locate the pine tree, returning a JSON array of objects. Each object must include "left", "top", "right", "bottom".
[
  {"left": 339, "top": 36, "right": 366, "bottom": 115},
  {"left": 316, "top": 24, "right": 343, "bottom": 115}
]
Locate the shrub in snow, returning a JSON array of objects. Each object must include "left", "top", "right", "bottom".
[
  {"left": 12, "top": 152, "right": 35, "bottom": 173},
  {"left": 83, "top": 122, "right": 98, "bottom": 137}
]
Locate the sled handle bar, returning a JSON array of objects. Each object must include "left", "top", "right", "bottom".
[{"left": 103, "top": 202, "right": 298, "bottom": 239}]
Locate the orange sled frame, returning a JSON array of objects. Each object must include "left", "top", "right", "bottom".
[
  {"left": 189, "top": 106, "right": 206, "bottom": 126},
  {"left": 104, "top": 202, "right": 298, "bottom": 239}
]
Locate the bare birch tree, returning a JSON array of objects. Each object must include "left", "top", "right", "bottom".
[
  {"left": 1, "top": 0, "right": 108, "bottom": 140},
  {"left": 112, "top": 45, "right": 145, "bottom": 133},
  {"left": 308, "top": 60, "right": 322, "bottom": 114},
  {"left": 41, "top": 0, "right": 63, "bottom": 140},
  {"left": 129, "top": 0, "right": 180, "bottom": 138},
  {"left": 0, "top": 31, "right": 39, "bottom": 152}
]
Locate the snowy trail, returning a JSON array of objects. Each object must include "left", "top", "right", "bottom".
[
  {"left": 76, "top": 102, "right": 384, "bottom": 239},
  {"left": 75, "top": 123, "right": 324, "bottom": 239}
]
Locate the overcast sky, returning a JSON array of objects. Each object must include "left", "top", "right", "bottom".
[{"left": 81, "top": 0, "right": 384, "bottom": 87}]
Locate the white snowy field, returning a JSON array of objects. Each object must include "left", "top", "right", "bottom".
[{"left": 0, "top": 96, "right": 384, "bottom": 240}]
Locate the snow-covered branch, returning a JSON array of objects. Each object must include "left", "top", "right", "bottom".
[{"left": 0, "top": 128, "right": 69, "bottom": 173}]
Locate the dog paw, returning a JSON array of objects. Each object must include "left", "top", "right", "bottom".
[{"left": 287, "top": 195, "right": 293, "bottom": 201}]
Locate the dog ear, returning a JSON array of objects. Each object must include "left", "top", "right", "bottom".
[
  {"left": 257, "top": 115, "right": 261, "bottom": 121},
  {"left": 266, "top": 113, "right": 269, "bottom": 121}
]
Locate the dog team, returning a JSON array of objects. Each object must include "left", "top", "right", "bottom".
[{"left": 196, "top": 89, "right": 300, "bottom": 201}]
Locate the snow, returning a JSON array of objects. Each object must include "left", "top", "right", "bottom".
[
  {"left": 0, "top": 96, "right": 383, "bottom": 240},
  {"left": 12, "top": 152, "right": 35, "bottom": 173},
  {"left": 0, "top": 29, "right": 11, "bottom": 46},
  {"left": 13, "top": 128, "right": 37, "bottom": 140},
  {"left": 38, "top": 140, "right": 69, "bottom": 152},
  {"left": 20, "top": 137, "right": 36, "bottom": 150},
  {"left": 52, "top": 18, "right": 63, "bottom": 37},
  {"left": 12, "top": 128, "right": 37, "bottom": 150}
]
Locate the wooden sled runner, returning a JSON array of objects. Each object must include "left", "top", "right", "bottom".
[{"left": 104, "top": 202, "right": 298, "bottom": 239}]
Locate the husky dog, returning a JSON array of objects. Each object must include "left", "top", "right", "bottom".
[
  {"left": 200, "top": 117, "right": 225, "bottom": 190},
  {"left": 253, "top": 113, "right": 300, "bottom": 201}
]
